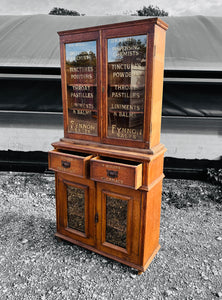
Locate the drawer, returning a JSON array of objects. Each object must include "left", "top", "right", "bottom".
[
  {"left": 48, "top": 149, "right": 93, "bottom": 178},
  {"left": 90, "top": 156, "right": 142, "bottom": 189}
]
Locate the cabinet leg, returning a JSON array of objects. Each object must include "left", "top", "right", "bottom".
[
  {"left": 138, "top": 270, "right": 143, "bottom": 275},
  {"left": 55, "top": 236, "right": 62, "bottom": 243}
]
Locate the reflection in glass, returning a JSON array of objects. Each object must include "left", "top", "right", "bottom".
[
  {"left": 107, "top": 35, "right": 147, "bottom": 141},
  {"left": 106, "top": 195, "right": 128, "bottom": 248},
  {"left": 65, "top": 41, "right": 98, "bottom": 135},
  {"left": 67, "top": 186, "right": 85, "bottom": 233}
]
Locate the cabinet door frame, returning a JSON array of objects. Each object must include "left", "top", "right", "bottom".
[
  {"left": 101, "top": 24, "right": 155, "bottom": 149},
  {"left": 101, "top": 189, "right": 133, "bottom": 256},
  {"left": 96, "top": 182, "right": 141, "bottom": 262},
  {"left": 59, "top": 30, "right": 102, "bottom": 142},
  {"left": 56, "top": 173, "right": 96, "bottom": 246}
]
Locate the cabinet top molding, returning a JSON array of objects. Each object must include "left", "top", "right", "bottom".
[{"left": 58, "top": 18, "right": 168, "bottom": 37}]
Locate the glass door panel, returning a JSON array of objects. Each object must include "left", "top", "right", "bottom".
[
  {"left": 107, "top": 35, "right": 147, "bottom": 141},
  {"left": 65, "top": 40, "right": 98, "bottom": 136}
]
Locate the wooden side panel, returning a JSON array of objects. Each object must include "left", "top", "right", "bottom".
[
  {"left": 149, "top": 26, "right": 166, "bottom": 148},
  {"left": 141, "top": 179, "right": 163, "bottom": 266},
  {"left": 142, "top": 147, "right": 166, "bottom": 189},
  {"left": 147, "top": 153, "right": 164, "bottom": 186},
  {"left": 55, "top": 173, "right": 61, "bottom": 232}
]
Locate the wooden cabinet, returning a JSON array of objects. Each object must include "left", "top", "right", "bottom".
[
  {"left": 58, "top": 17, "right": 168, "bottom": 149},
  {"left": 49, "top": 18, "right": 168, "bottom": 273},
  {"left": 53, "top": 172, "right": 143, "bottom": 267},
  {"left": 49, "top": 145, "right": 166, "bottom": 273}
]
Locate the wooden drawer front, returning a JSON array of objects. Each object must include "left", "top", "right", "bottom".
[
  {"left": 48, "top": 150, "right": 92, "bottom": 178},
  {"left": 90, "top": 157, "right": 142, "bottom": 189}
]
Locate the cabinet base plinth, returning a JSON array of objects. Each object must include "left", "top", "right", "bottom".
[
  {"left": 143, "top": 244, "right": 161, "bottom": 272},
  {"left": 55, "top": 232, "right": 160, "bottom": 273},
  {"left": 55, "top": 236, "right": 63, "bottom": 243}
]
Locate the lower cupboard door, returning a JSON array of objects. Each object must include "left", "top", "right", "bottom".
[
  {"left": 96, "top": 183, "right": 141, "bottom": 263},
  {"left": 56, "top": 174, "right": 95, "bottom": 246}
]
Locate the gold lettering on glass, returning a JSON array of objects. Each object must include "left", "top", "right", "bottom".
[
  {"left": 107, "top": 35, "right": 147, "bottom": 141},
  {"left": 65, "top": 41, "right": 98, "bottom": 135}
]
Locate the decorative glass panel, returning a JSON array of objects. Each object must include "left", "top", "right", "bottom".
[
  {"left": 67, "top": 186, "right": 85, "bottom": 233},
  {"left": 65, "top": 41, "right": 98, "bottom": 135},
  {"left": 107, "top": 35, "right": 147, "bottom": 141},
  {"left": 106, "top": 195, "right": 128, "bottom": 248}
]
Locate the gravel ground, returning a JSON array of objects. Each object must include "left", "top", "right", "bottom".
[{"left": 0, "top": 172, "right": 221, "bottom": 300}]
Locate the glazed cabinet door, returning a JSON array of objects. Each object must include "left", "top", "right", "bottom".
[
  {"left": 60, "top": 31, "right": 102, "bottom": 142},
  {"left": 96, "top": 183, "right": 141, "bottom": 264},
  {"left": 56, "top": 173, "right": 95, "bottom": 246}
]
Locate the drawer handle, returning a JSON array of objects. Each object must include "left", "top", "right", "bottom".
[
  {"left": 61, "top": 160, "right": 71, "bottom": 168},
  {"left": 106, "top": 170, "right": 118, "bottom": 178}
]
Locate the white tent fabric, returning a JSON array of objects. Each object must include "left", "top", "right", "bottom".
[
  {"left": 164, "top": 16, "right": 222, "bottom": 71},
  {"left": 0, "top": 15, "right": 144, "bottom": 68},
  {"left": 0, "top": 14, "right": 222, "bottom": 71}
]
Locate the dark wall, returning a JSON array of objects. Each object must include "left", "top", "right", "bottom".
[{"left": 0, "top": 69, "right": 221, "bottom": 117}]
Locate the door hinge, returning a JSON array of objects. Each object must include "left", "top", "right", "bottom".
[{"left": 95, "top": 212, "right": 99, "bottom": 223}]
